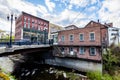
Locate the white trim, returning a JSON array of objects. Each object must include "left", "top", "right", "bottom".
[
  {"left": 79, "top": 47, "right": 85, "bottom": 54},
  {"left": 21, "top": 28, "right": 23, "bottom": 39},
  {"left": 69, "top": 34, "right": 74, "bottom": 41},
  {"left": 79, "top": 33, "right": 84, "bottom": 41},
  {"left": 90, "top": 47, "right": 96, "bottom": 56},
  {"left": 61, "top": 35, "right": 65, "bottom": 42},
  {"left": 89, "top": 32, "right": 95, "bottom": 41}
]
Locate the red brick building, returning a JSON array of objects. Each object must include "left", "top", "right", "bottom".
[
  {"left": 56, "top": 21, "right": 109, "bottom": 61},
  {"left": 15, "top": 12, "right": 49, "bottom": 43}
]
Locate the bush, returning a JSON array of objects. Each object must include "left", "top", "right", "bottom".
[
  {"left": 87, "top": 71, "right": 102, "bottom": 80},
  {"left": 102, "top": 74, "right": 112, "bottom": 80}
]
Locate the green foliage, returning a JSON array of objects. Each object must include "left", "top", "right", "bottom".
[
  {"left": 103, "top": 44, "right": 120, "bottom": 79},
  {"left": 0, "top": 67, "right": 16, "bottom": 80},
  {"left": 87, "top": 71, "right": 102, "bottom": 80},
  {"left": 102, "top": 74, "right": 113, "bottom": 80},
  {"left": 0, "top": 35, "right": 15, "bottom": 42},
  {"left": 103, "top": 48, "right": 119, "bottom": 74},
  {"left": 66, "top": 72, "right": 80, "bottom": 80}
]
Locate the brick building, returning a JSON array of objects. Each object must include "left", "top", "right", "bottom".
[
  {"left": 55, "top": 21, "right": 109, "bottom": 61},
  {"left": 15, "top": 12, "right": 49, "bottom": 43}
]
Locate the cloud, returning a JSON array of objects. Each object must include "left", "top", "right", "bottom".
[
  {"left": 91, "top": 0, "right": 97, "bottom": 5},
  {"left": 87, "top": 6, "right": 96, "bottom": 12},
  {"left": 37, "top": 5, "right": 48, "bottom": 14},
  {"left": 43, "top": 9, "right": 86, "bottom": 27},
  {"left": 0, "top": 0, "right": 120, "bottom": 34},
  {"left": 0, "top": 0, "right": 48, "bottom": 32},
  {"left": 69, "top": 0, "right": 89, "bottom": 8},
  {"left": 98, "top": 0, "right": 120, "bottom": 27},
  {"left": 68, "top": 4, "right": 73, "bottom": 9},
  {"left": 45, "top": 0, "right": 55, "bottom": 12}
]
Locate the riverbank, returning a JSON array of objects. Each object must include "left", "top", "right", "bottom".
[{"left": 12, "top": 62, "right": 87, "bottom": 80}]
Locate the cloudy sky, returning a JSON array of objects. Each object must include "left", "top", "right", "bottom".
[{"left": 0, "top": 0, "right": 120, "bottom": 32}]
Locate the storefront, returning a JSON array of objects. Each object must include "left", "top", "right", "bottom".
[{"left": 23, "top": 28, "right": 48, "bottom": 44}]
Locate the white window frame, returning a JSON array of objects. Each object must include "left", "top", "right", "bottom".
[
  {"left": 79, "top": 33, "right": 84, "bottom": 41},
  {"left": 69, "top": 47, "right": 74, "bottom": 55},
  {"left": 61, "top": 35, "right": 65, "bottom": 42},
  {"left": 61, "top": 47, "right": 65, "bottom": 54},
  {"left": 24, "top": 22, "right": 26, "bottom": 28},
  {"left": 90, "top": 47, "right": 96, "bottom": 56},
  {"left": 24, "top": 17, "right": 26, "bottom": 28},
  {"left": 79, "top": 47, "right": 85, "bottom": 54},
  {"left": 89, "top": 32, "right": 95, "bottom": 41},
  {"left": 28, "top": 18, "right": 30, "bottom": 28},
  {"left": 69, "top": 34, "right": 74, "bottom": 41}
]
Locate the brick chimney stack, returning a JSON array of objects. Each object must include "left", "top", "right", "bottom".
[{"left": 104, "top": 23, "right": 113, "bottom": 27}]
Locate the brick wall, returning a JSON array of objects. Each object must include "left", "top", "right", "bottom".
[
  {"left": 58, "top": 27, "right": 101, "bottom": 46},
  {"left": 57, "top": 21, "right": 107, "bottom": 61}
]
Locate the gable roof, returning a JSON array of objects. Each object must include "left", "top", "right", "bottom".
[{"left": 84, "top": 20, "right": 109, "bottom": 28}]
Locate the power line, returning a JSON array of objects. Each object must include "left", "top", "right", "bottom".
[{"left": 70, "top": 7, "right": 86, "bottom": 25}]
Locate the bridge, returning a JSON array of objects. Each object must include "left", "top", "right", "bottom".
[{"left": 0, "top": 43, "right": 102, "bottom": 73}]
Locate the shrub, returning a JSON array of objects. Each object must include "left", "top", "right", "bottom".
[
  {"left": 87, "top": 71, "right": 102, "bottom": 80},
  {"left": 102, "top": 74, "right": 112, "bottom": 80}
]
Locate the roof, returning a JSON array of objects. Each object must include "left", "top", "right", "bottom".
[
  {"left": 22, "top": 11, "right": 49, "bottom": 22},
  {"left": 65, "top": 25, "right": 78, "bottom": 29}
]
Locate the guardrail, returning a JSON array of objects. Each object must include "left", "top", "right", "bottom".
[{"left": 0, "top": 39, "right": 54, "bottom": 47}]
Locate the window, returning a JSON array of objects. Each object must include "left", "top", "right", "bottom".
[
  {"left": 90, "top": 47, "right": 96, "bottom": 55},
  {"left": 32, "top": 23, "right": 34, "bottom": 28},
  {"left": 69, "top": 47, "right": 74, "bottom": 55},
  {"left": 79, "top": 33, "right": 84, "bottom": 41},
  {"left": 24, "top": 17, "right": 26, "bottom": 28},
  {"left": 90, "top": 32, "right": 95, "bottom": 41},
  {"left": 61, "top": 47, "right": 65, "bottom": 52},
  {"left": 38, "top": 26, "right": 40, "bottom": 30},
  {"left": 69, "top": 34, "right": 74, "bottom": 41},
  {"left": 79, "top": 47, "right": 85, "bottom": 54},
  {"left": 61, "top": 35, "right": 65, "bottom": 42},
  {"left": 31, "top": 19, "right": 34, "bottom": 29},
  {"left": 24, "top": 22, "right": 26, "bottom": 28},
  {"left": 69, "top": 47, "right": 73, "bottom": 52},
  {"left": 28, "top": 18, "right": 30, "bottom": 28}
]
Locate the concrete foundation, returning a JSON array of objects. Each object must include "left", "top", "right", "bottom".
[{"left": 45, "top": 57, "right": 102, "bottom": 72}]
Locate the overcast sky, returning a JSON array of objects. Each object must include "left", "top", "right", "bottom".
[{"left": 0, "top": 0, "right": 120, "bottom": 32}]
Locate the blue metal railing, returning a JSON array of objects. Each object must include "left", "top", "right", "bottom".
[{"left": 0, "top": 39, "right": 54, "bottom": 47}]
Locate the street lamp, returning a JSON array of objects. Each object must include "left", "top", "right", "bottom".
[{"left": 7, "top": 13, "right": 17, "bottom": 48}]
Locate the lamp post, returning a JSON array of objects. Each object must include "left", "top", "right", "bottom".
[{"left": 7, "top": 13, "right": 17, "bottom": 48}]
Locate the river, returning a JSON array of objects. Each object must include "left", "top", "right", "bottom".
[{"left": 0, "top": 53, "right": 87, "bottom": 80}]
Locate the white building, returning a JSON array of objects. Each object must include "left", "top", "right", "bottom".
[
  {"left": 49, "top": 23, "right": 64, "bottom": 45},
  {"left": 108, "top": 27, "right": 120, "bottom": 46}
]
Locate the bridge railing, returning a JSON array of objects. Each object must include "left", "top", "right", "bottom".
[{"left": 0, "top": 39, "right": 54, "bottom": 47}]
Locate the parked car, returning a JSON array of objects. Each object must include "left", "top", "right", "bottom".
[{"left": 14, "top": 39, "right": 31, "bottom": 45}]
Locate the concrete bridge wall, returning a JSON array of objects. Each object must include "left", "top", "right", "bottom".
[
  {"left": 0, "top": 46, "right": 102, "bottom": 73},
  {"left": 45, "top": 57, "right": 102, "bottom": 72}
]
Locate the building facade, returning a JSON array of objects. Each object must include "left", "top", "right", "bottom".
[
  {"left": 108, "top": 27, "right": 120, "bottom": 46},
  {"left": 15, "top": 12, "right": 49, "bottom": 43},
  {"left": 54, "top": 21, "right": 109, "bottom": 61},
  {"left": 49, "top": 23, "right": 64, "bottom": 44}
]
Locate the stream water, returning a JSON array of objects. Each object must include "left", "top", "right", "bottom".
[
  {"left": 12, "top": 62, "right": 70, "bottom": 80},
  {"left": 0, "top": 53, "right": 87, "bottom": 80}
]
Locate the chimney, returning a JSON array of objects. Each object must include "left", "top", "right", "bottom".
[
  {"left": 105, "top": 23, "right": 113, "bottom": 27},
  {"left": 98, "top": 19, "right": 99, "bottom": 23}
]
